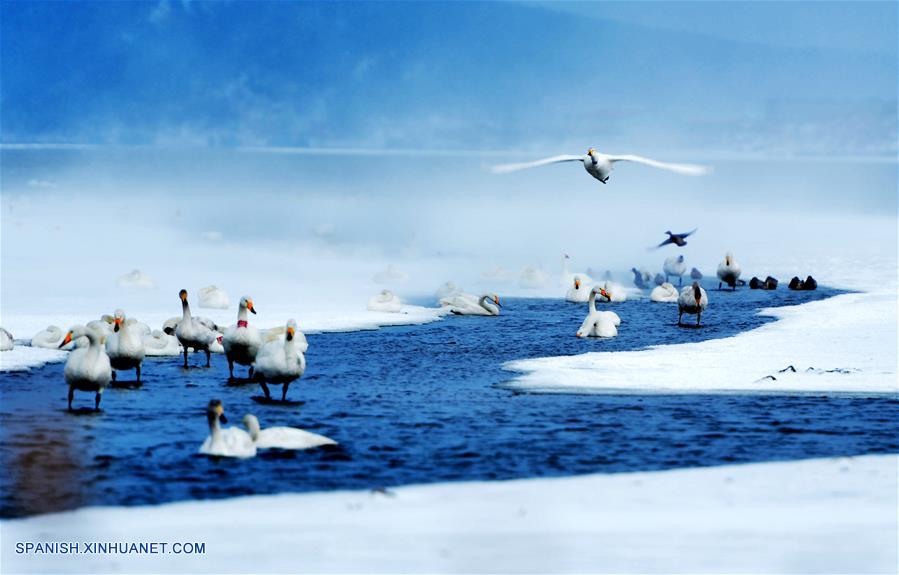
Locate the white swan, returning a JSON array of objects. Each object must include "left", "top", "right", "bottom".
[
  {"left": 199, "top": 400, "right": 256, "bottom": 459},
  {"left": 198, "top": 285, "right": 230, "bottom": 309},
  {"left": 435, "top": 281, "right": 463, "bottom": 301},
  {"left": 117, "top": 269, "right": 156, "bottom": 289},
  {"left": 491, "top": 148, "right": 710, "bottom": 184},
  {"left": 242, "top": 414, "right": 337, "bottom": 450},
  {"left": 663, "top": 255, "right": 687, "bottom": 285},
  {"left": 142, "top": 330, "right": 182, "bottom": 356},
  {"left": 601, "top": 281, "right": 628, "bottom": 303},
  {"left": 254, "top": 319, "right": 306, "bottom": 402},
  {"left": 678, "top": 282, "right": 709, "bottom": 326},
  {"left": 32, "top": 325, "right": 67, "bottom": 349},
  {"left": 440, "top": 293, "right": 502, "bottom": 316},
  {"left": 223, "top": 296, "right": 262, "bottom": 379},
  {"left": 60, "top": 325, "right": 112, "bottom": 411},
  {"left": 565, "top": 274, "right": 592, "bottom": 303},
  {"left": 0, "top": 327, "right": 13, "bottom": 351},
  {"left": 105, "top": 309, "right": 146, "bottom": 382},
  {"left": 650, "top": 282, "right": 680, "bottom": 303},
  {"left": 576, "top": 286, "right": 620, "bottom": 338},
  {"left": 717, "top": 252, "right": 742, "bottom": 290},
  {"left": 367, "top": 290, "right": 403, "bottom": 313},
  {"left": 261, "top": 324, "right": 309, "bottom": 354},
  {"left": 175, "top": 289, "right": 217, "bottom": 367}
]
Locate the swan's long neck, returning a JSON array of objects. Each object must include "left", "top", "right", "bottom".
[
  {"left": 588, "top": 291, "right": 597, "bottom": 314},
  {"left": 245, "top": 418, "right": 260, "bottom": 441},
  {"left": 207, "top": 413, "right": 221, "bottom": 435},
  {"left": 182, "top": 299, "right": 192, "bottom": 322},
  {"left": 479, "top": 296, "right": 498, "bottom": 314},
  {"left": 237, "top": 305, "right": 249, "bottom": 324}
]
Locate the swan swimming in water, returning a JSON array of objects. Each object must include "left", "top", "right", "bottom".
[
  {"left": 142, "top": 330, "right": 182, "bottom": 356},
  {"left": 242, "top": 414, "right": 337, "bottom": 450},
  {"left": 490, "top": 148, "right": 710, "bottom": 184},
  {"left": 576, "top": 286, "right": 620, "bottom": 338},
  {"left": 650, "top": 282, "right": 680, "bottom": 303},
  {"left": 105, "top": 309, "right": 146, "bottom": 382},
  {"left": 663, "top": 255, "right": 687, "bottom": 285},
  {"left": 0, "top": 328, "right": 13, "bottom": 351},
  {"left": 717, "top": 252, "right": 742, "bottom": 290},
  {"left": 60, "top": 325, "right": 112, "bottom": 411},
  {"left": 440, "top": 293, "right": 502, "bottom": 316},
  {"left": 254, "top": 319, "right": 306, "bottom": 402},
  {"left": 175, "top": 289, "right": 218, "bottom": 367},
  {"left": 678, "top": 282, "right": 709, "bottom": 326},
  {"left": 565, "top": 275, "right": 592, "bottom": 303},
  {"left": 223, "top": 296, "right": 262, "bottom": 379},
  {"left": 199, "top": 400, "right": 256, "bottom": 459},
  {"left": 198, "top": 285, "right": 230, "bottom": 309},
  {"left": 367, "top": 290, "right": 403, "bottom": 313}
]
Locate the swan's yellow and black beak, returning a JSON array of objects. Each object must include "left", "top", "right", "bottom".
[
  {"left": 600, "top": 289, "right": 611, "bottom": 301},
  {"left": 216, "top": 403, "right": 227, "bottom": 424},
  {"left": 114, "top": 318, "right": 122, "bottom": 333},
  {"left": 494, "top": 295, "right": 502, "bottom": 307},
  {"left": 574, "top": 278, "right": 581, "bottom": 289},
  {"left": 587, "top": 148, "right": 595, "bottom": 156},
  {"left": 58, "top": 331, "right": 73, "bottom": 349},
  {"left": 179, "top": 289, "right": 188, "bottom": 302},
  {"left": 286, "top": 326, "right": 295, "bottom": 341},
  {"left": 247, "top": 300, "right": 256, "bottom": 314}
]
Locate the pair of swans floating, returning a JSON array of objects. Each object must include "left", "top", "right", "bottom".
[
  {"left": 576, "top": 286, "right": 620, "bottom": 338},
  {"left": 199, "top": 400, "right": 335, "bottom": 458},
  {"left": 367, "top": 290, "right": 403, "bottom": 313},
  {"left": 440, "top": 292, "right": 502, "bottom": 316},
  {"left": 678, "top": 282, "right": 710, "bottom": 326}
]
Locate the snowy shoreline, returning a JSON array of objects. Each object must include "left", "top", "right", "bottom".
[{"left": 2, "top": 454, "right": 895, "bottom": 573}]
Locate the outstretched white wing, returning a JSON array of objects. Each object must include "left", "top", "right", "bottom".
[
  {"left": 490, "top": 154, "right": 584, "bottom": 174},
  {"left": 603, "top": 154, "right": 711, "bottom": 176}
]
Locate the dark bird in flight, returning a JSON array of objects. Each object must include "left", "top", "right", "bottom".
[{"left": 653, "top": 228, "right": 697, "bottom": 249}]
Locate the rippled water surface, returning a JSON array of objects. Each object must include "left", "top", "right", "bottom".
[{"left": 2, "top": 282, "right": 897, "bottom": 518}]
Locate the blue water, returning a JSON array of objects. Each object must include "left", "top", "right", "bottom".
[{"left": 1, "top": 283, "right": 897, "bottom": 518}]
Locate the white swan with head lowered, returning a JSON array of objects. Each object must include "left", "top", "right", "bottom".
[
  {"left": 650, "top": 282, "right": 680, "bottom": 303},
  {"left": 440, "top": 292, "right": 502, "bottom": 316},
  {"left": 60, "top": 325, "right": 112, "bottom": 411},
  {"left": 242, "top": 414, "right": 336, "bottom": 450},
  {"left": 199, "top": 400, "right": 256, "bottom": 458},
  {"left": 222, "top": 296, "right": 262, "bottom": 379}
]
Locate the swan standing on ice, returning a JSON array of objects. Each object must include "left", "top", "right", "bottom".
[
  {"left": 105, "top": 309, "right": 146, "bottom": 382},
  {"left": 440, "top": 293, "right": 502, "bottom": 316},
  {"left": 242, "top": 414, "right": 337, "bottom": 450},
  {"left": 223, "top": 296, "right": 262, "bottom": 379},
  {"left": 576, "top": 286, "right": 620, "bottom": 338},
  {"left": 254, "top": 319, "right": 306, "bottom": 402},
  {"left": 59, "top": 325, "right": 111, "bottom": 411},
  {"left": 199, "top": 400, "right": 256, "bottom": 459},
  {"left": 143, "top": 330, "right": 182, "bottom": 356},
  {"left": 678, "top": 282, "right": 709, "bottom": 326},
  {"left": 491, "top": 148, "right": 709, "bottom": 184},
  {"left": 650, "top": 282, "right": 680, "bottom": 303},
  {"left": 198, "top": 285, "right": 230, "bottom": 309},
  {"left": 0, "top": 328, "right": 13, "bottom": 351},
  {"left": 717, "top": 252, "right": 742, "bottom": 290},
  {"left": 175, "top": 289, "right": 217, "bottom": 367},
  {"left": 367, "top": 290, "right": 403, "bottom": 313},
  {"left": 565, "top": 275, "right": 592, "bottom": 303},
  {"left": 663, "top": 255, "right": 687, "bottom": 285}
]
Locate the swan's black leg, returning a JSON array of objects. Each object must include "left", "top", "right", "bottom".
[
  {"left": 697, "top": 312, "right": 701, "bottom": 326},
  {"left": 111, "top": 371, "right": 117, "bottom": 382},
  {"left": 718, "top": 282, "right": 722, "bottom": 290},
  {"left": 205, "top": 349, "right": 211, "bottom": 367},
  {"left": 136, "top": 364, "right": 141, "bottom": 383},
  {"left": 183, "top": 348, "right": 189, "bottom": 368},
  {"left": 282, "top": 383, "right": 289, "bottom": 402},
  {"left": 260, "top": 381, "right": 271, "bottom": 399},
  {"left": 68, "top": 388, "right": 74, "bottom": 411},
  {"left": 248, "top": 366, "right": 254, "bottom": 379},
  {"left": 678, "top": 311, "right": 683, "bottom": 326},
  {"left": 95, "top": 392, "right": 101, "bottom": 411},
  {"left": 227, "top": 356, "right": 234, "bottom": 379}
]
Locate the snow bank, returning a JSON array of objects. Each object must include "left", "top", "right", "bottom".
[
  {"left": 0, "top": 345, "right": 67, "bottom": 372},
  {"left": 2, "top": 454, "right": 895, "bottom": 573}
]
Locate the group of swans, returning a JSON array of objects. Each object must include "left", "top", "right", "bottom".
[{"left": 199, "top": 400, "right": 335, "bottom": 459}]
